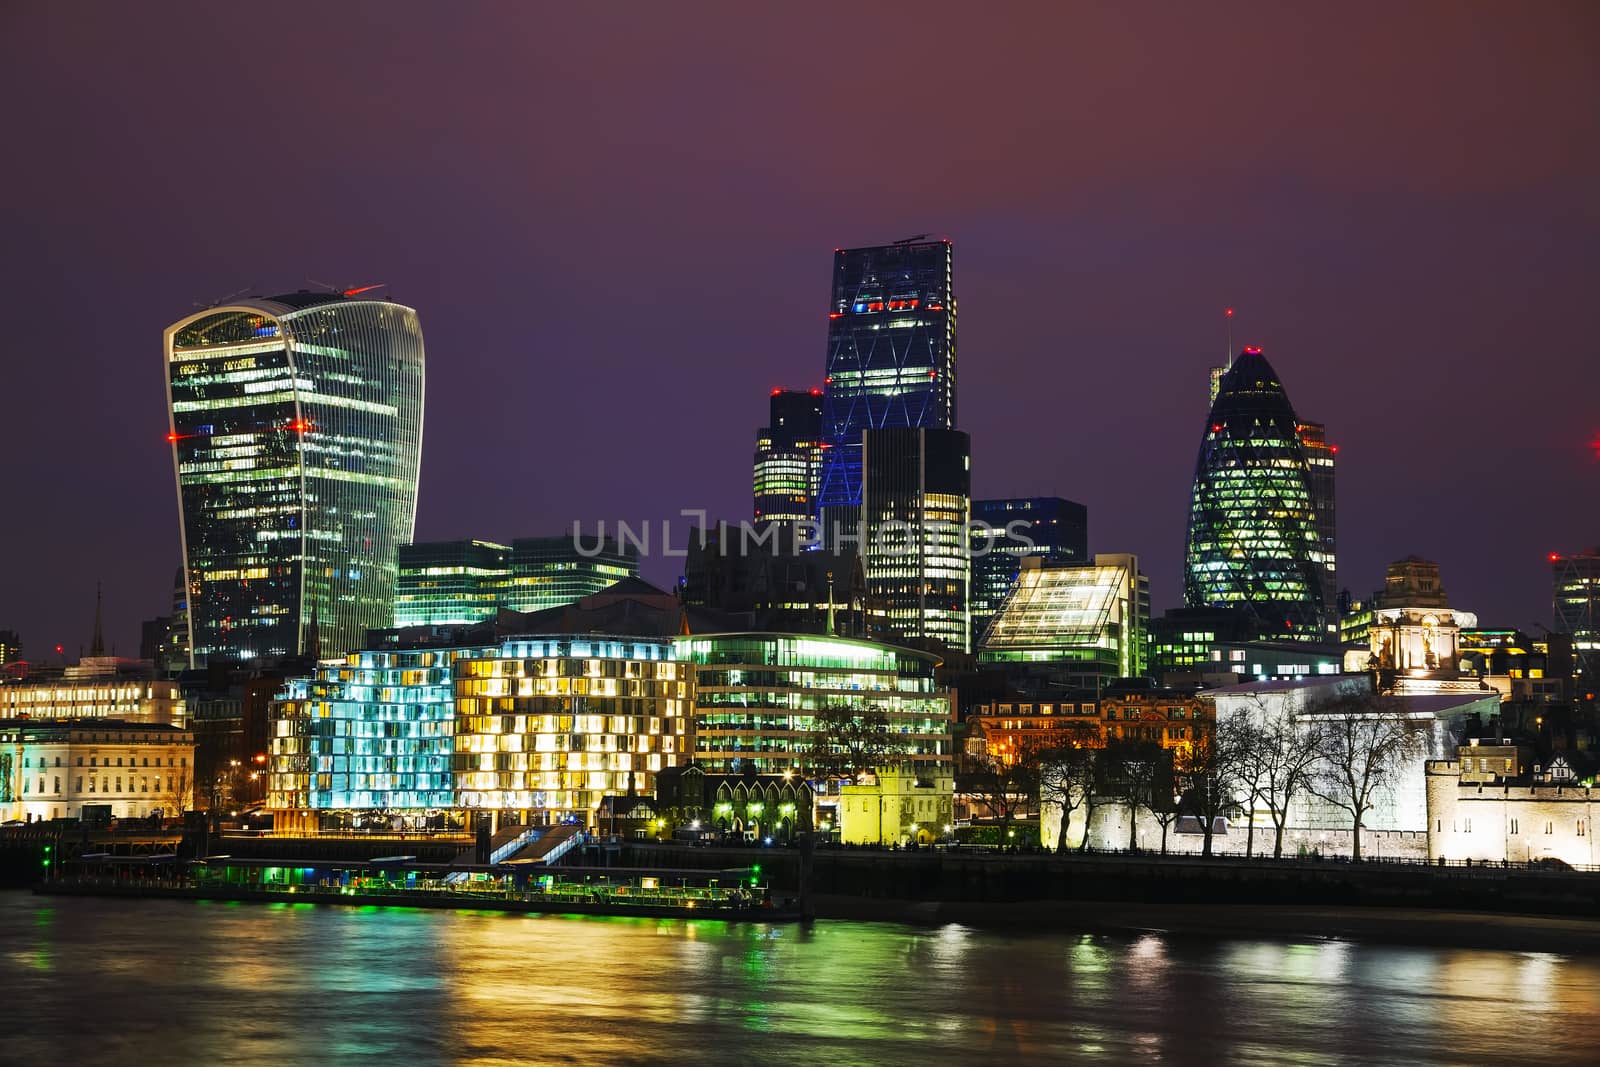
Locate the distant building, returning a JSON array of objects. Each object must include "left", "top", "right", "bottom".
[
  {"left": 1360, "top": 557, "right": 1490, "bottom": 696},
  {"left": 393, "top": 536, "right": 638, "bottom": 627},
  {"left": 0, "top": 630, "right": 20, "bottom": 666},
  {"left": 680, "top": 522, "right": 865, "bottom": 637},
  {"left": 970, "top": 684, "right": 1212, "bottom": 760},
  {"left": 1457, "top": 629, "right": 1569, "bottom": 704},
  {"left": 860, "top": 427, "right": 971, "bottom": 652},
  {"left": 140, "top": 567, "right": 191, "bottom": 674},
  {"left": 1185, "top": 349, "right": 1329, "bottom": 641},
  {"left": 817, "top": 238, "right": 956, "bottom": 517},
  {"left": 979, "top": 554, "right": 1149, "bottom": 688},
  {"left": 1552, "top": 549, "right": 1600, "bottom": 684},
  {"left": 839, "top": 765, "right": 955, "bottom": 846},
  {"left": 0, "top": 657, "right": 186, "bottom": 725},
  {"left": 675, "top": 632, "right": 955, "bottom": 776},
  {"left": 655, "top": 765, "right": 817, "bottom": 843},
  {"left": 969, "top": 497, "right": 1089, "bottom": 647},
  {"left": 753, "top": 389, "right": 824, "bottom": 523},
  {"left": 0, "top": 719, "right": 195, "bottom": 822},
  {"left": 1296, "top": 420, "right": 1338, "bottom": 636},
  {"left": 165, "top": 291, "right": 425, "bottom": 665}
]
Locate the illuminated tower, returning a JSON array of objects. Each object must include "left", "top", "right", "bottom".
[
  {"left": 1185, "top": 348, "right": 1325, "bottom": 640},
  {"left": 1553, "top": 549, "right": 1600, "bottom": 684},
  {"left": 816, "top": 238, "right": 956, "bottom": 519},
  {"left": 1296, "top": 421, "right": 1338, "bottom": 638},
  {"left": 165, "top": 290, "right": 425, "bottom": 665},
  {"left": 861, "top": 427, "right": 970, "bottom": 652},
  {"left": 753, "top": 388, "right": 824, "bottom": 523}
]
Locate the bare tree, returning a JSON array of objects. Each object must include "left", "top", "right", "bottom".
[
  {"left": 804, "top": 706, "right": 896, "bottom": 779},
  {"left": 1308, "top": 694, "right": 1426, "bottom": 861},
  {"left": 1102, "top": 739, "right": 1172, "bottom": 851},
  {"left": 963, "top": 751, "right": 1041, "bottom": 842},
  {"left": 1252, "top": 703, "right": 1327, "bottom": 859},
  {"left": 1175, "top": 720, "right": 1247, "bottom": 857},
  {"left": 1039, "top": 746, "right": 1099, "bottom": 851}
]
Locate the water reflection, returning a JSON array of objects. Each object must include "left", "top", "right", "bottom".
[{"left": 2, "top": 891, "right": 1598, "bottom": 1065}]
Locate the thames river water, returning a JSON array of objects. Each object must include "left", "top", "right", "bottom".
[{"left": 4, "top": 892, "right": 1599, "bottom": 1066}]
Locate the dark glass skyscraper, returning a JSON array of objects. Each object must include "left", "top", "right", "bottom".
[
  {"left": 1185, "top": 349, "right": 1326, "bottom": 640},
  {"left": 816, "top": 239, "right": 956, "bottom": 516},
  {"left": 1296, "top": 421, "right": 1338, "bottom": 638},
  {"left": 1553, "top": 549, "right": 1600, "bottom": 684},
  {"left": 165, "top": 292, "right": 425, "bottom": 665},
  {"left": 861, "top": 427, "right": 970, "bottom": 652},
  {"left": 969, "top": 497, "right": 1089, "bottom": 647},
  {"left": 753, "top": 388, "right": 824, "bottom": 523}
]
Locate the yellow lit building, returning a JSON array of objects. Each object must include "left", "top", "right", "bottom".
[
  {"left": 0, "top": 718, "right": 195, "bottom": 821},
  {"left": 0, "top": 658, "right": 186, "bottom": 726},
  {"left": 453, "top": 637, "right": 688, "bottom": 825},
  {"left": 839, "top": 764, "right": 954, "bottom": 846}
]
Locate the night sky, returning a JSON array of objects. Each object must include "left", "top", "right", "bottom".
[{"left": 2, "top": 3, "right": 1596, "bottom": 657}]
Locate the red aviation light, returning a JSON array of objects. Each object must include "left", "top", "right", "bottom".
[
  {"left": 1550, "top": 553, "right": 1562, "bottom": 562},
  {"left": 287, "top": 419, "right": 312, "bottom": 434},
  {"left": 771, "top": 388, "right": 782, "bottom": 397},
  {"left": 1242, "top": 346, "right": 1262, "bottom": 354},
  {"left": 809, "top": 388, "right": 822, "bottom": 396},
  {"left": 1211, "top": 423, "right": 1223, "bottom": 433},
  {"left": 343, "top": 284, "right": 384, "bottom": 296},
  {"left": 829, "top": 312, "right": 844, "bottom": 319},
  {"left": 1330, "top": 445, "right": 1339, "bottom": 454},
  {"left": 1225, "top": 307, "right": 1234, "bottom": 318},
  {"left": 165, "top": 431, "right": 179, "bottom": 443}
]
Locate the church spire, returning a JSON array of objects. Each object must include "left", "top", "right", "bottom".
[{"left": 90, "top": 581, "right": 106, "bottom": 657}]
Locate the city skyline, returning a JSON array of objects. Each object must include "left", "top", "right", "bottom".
[{"left": 2, "top": 4, "right": 1597, "bottom": 655}]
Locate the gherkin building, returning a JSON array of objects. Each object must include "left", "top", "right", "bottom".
[{"left": 1184, "top": 349, "right": 1328, "bottom": 640}]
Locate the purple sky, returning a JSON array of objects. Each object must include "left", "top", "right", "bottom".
[{"left": 1, "top": 3, "right": 1596, "bottom": 657}]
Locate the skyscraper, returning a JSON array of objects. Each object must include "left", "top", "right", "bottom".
[
  {"left": 861, "top": 427, "right": 970, "bottom": 652},
  {"left": 1185, "top": 348, "right": 1326, "bottom": 640},
  {"left": 165, "top": 291, "right": 425, "bottom": 665},
  {"left": 816, "top": 239, "right": 956, "bottom": 518},
  {"left": 969, "top": 497, "right": 1090, "bottom": 647},
  {"left": 1296, "top": 421, "right": 1338, "bottom": 638},
  {"left": 1553, "top": 549, "right": 1600, "bottom": 685},
  {"left": 393, "top": 536, "right": 639, "bottom": 627},
  {"left": 752, "top": 388, "right": 824, "bottom": 523},
  {"left": 979, "top": 554, "right": 1150, "bottom": 687}
]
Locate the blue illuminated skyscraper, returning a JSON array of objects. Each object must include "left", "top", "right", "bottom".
[
  {"left": 816, "top": 239, "right": 956, "bottom": 516},
  {"left": 165, "top": 291, "right": 425, "bottom": 665}
]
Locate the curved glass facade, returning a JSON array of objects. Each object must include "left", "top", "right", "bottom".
[
  {"left": 1184, "top": 350, "right": 1326, "bottom": 639},
  {"left": 166, "top": 296, "right": 424, "bottom": 664}
]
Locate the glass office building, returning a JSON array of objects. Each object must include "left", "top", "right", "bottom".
[
  {"left": 394, "top": 540, "right": 510, "bottom": 627},
  {"left": 1553, "top": 549, "right": 1600, "bottom": 684},
  {"left": 861, "top": 428, "right": 971, "bottom": 652},
  {"left": 980, "top": 554, "right": 1149, "bottom": 685},
  {"left": 392, "top": 536, "right": 636, "bottom": 627},
  {"left": 970, "top": 497, "right": 1089, "bottom": 648},
  {"left": 268, "top": 646, "right": 487, "bottom": 829},
  {"left": 1296, "top": 421, "right": 1338, "bottom": 638},
  {"left": 753, "top": 388, "right": 824, "bottom": 523},
  {"left": 165, "top": 292, "right": 425, "bottom": 665},
  {"left": 453, "top": 637, "right": 687, "bottom": 823},
  {"left": 498, "top": 537, "right": 637, "bottom": 614},
  {"left": 1185, "top": 349, "right": 1326, "bottom": 641},
  {"left": 677, "top": 633, "right": 954, "bottom": 776},
  {"left": 817, "top": 239, "right": 956, "bottom": 516}
]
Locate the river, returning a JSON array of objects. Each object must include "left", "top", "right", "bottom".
[{"left": 4, "top": 891, "right": 1598, "bottom": 1065}]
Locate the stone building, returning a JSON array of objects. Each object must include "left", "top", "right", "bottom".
[
  {"left": 1426, "top": 743, "right": 1597, "bottom": 866},
  {"left": 839, "top": 764, "right": 954, "bottom": 846},
  {"left": 0, "top": 718, "right": 195, "bottom": 822}
]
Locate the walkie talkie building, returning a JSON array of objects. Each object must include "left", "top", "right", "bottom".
[{"left": 164, "top": 291, "right": 425, "bottom": 665}]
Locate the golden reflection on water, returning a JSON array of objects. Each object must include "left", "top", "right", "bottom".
[{"left": 3, "top": 893, "right": 1600, "bottom": 1065}]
